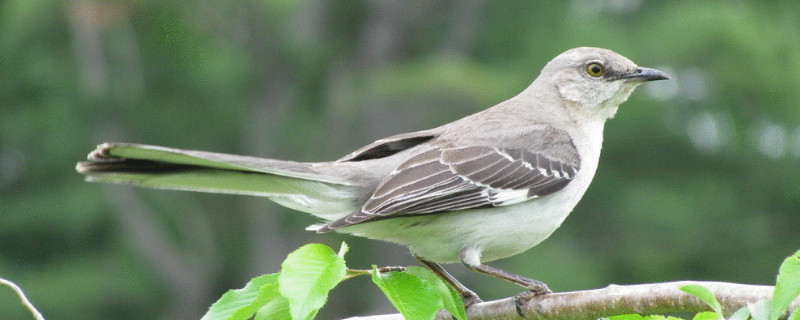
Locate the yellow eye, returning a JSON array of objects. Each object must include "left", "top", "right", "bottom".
[{"left": 586, "top": 62, "right": 605, "bottom": 77}]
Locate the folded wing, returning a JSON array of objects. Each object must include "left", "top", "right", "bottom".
[{"left": 318, "top": 145, "right": 580, "bottom": 232}]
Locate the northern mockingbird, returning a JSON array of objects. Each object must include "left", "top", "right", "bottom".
[{"left": 77, "top": 47, "right": 669, "bottom": 305}]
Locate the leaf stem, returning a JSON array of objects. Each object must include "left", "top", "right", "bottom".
[{"left": 344, "top": 266, "right": 407, "bottom": 281}]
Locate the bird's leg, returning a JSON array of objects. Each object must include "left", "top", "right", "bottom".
[
  {"left": 465, "top": 263, "right": 551, "bottom": 296},
  {"left": 458, "top": 248, "right": 551, "bottom": 316},
  {"left": 460, "top": 259, "right": 552, "bottom": 317},
  {"left": 459, "top": 248, "right": 551, "bottom": 295},
  {"left": 413, "top": 255, "right": 483, "bottom": 307}
]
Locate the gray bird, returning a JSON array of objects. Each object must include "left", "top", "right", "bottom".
[{"left": 76, "top": 47, "right": 670, "bottom": 305}]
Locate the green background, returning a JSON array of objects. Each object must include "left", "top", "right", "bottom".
[{"left": 1, "top": 1, "right": 799, "bottom": 319}]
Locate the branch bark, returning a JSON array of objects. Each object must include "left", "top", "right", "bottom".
[{"left": 345, "top": 281, "right": 800, "bottom": 320}]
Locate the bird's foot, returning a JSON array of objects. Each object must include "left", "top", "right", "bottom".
[
  {"left": 513, "top": 282, "right": 552, "bottom": 317},
  {"left": 461, "top": 289, "right": 483, "bottom": 308},
  {"left": 522, "top": 278, "right": 552, "bottom": 295}
]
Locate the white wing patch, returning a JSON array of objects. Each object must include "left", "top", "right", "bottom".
[{"left": 488, "top": 188, "right": 531, "bottom": 206}]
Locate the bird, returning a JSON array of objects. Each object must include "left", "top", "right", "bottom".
[{"left": 76, "top": 47, "right": 670, "bottom": 305}]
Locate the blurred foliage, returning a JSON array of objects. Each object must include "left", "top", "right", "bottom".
[{"left": 1, "top": 1, "right": 799, "bottom": 319}]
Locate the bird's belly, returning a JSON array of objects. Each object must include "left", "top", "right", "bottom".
[{"left": 344, "top": 180, "right": 589, "bottom": 264}]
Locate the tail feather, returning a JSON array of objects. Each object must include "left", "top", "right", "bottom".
[
  {"left": 77, "top": 143, "right": 363, "bottom": 219},
  {"left": 78, "top": 143, "right": 357, "bottom": 183}
]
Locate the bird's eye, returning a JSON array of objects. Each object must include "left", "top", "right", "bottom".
[{"left": 585, "top": 62, "right": 605, "bottom": 77}]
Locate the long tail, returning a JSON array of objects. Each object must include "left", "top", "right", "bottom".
[{"left": 76, "top": 143, "right": 364, "bottom": 219}]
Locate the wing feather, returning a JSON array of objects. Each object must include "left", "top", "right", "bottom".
[{"left": 318, "top": 144, "right": 580, "bottom": 232}]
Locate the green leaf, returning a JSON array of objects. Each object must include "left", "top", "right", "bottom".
[
  {"left": 692, "top": 311, "right": 722, "bottom": 320},
  {"left": 201, "top": 273, "right": 280, "bottom": 320},
  {"left": 371, "top": 266, "right": 442, "bottom": 320},
  {"left": 278, "top": 244, "right": 347, "bottom": 320},
  {"left": 790, "top": 306, "right": 800, "bottom": 320},
  {"left": 254, "top": 296, "right": 292, "bottom": 320},
  {"left": 769, "top": 250, "right": 800, "bottom": 320},
  {"left": 403, "top": 266, "right": 467, "bottom": 320},
  {"left": 681, "top": 284, "right": 724, "bottom": 315},
  {"left": 750, "top": 299, "right": 770, "bottom": 320},
  {"left": 728, "top": 307, "right": 752, "bottom": 320}
]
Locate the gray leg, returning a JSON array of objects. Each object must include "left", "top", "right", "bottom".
[
  {"left": 466, "top": 263, "right": 551, "bottom": 295},
  {"left": 414, "top": 255, "right": 483, "bottom": 307},
  {"left": 458, "top": 254, "right": 552, "bottom": 317}
]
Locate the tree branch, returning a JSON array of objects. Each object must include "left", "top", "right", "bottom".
[
  {"left": 0, "top": 277, "right": 45, "bottom": 320},
  {"left": 344, "top": 281, "right": 800, "bottom": 320}
]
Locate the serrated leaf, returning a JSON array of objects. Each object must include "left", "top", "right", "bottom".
[
  {"left": 692, "top": 311, "right": 722, "bottom": 320},
  {"left": 372, "top": 267, "right": 442, "bottom": 320},
  {"left": 279, "top": 244, "right": 347, "bottom": 320},
  {"left": 403, "top": 266, "right": 467, "bottom": 320},
  {"left": 201, "top": 273, "right": 280, "bottom": 320},
  {"left": 769, "top": 250, "right": 800, "bottom": 320},
  {"left": 254, "top": 296, "right": 291, "bottom": 320},
  {"left": 681, "top": 284, "right": 723, "bottom": 315}
]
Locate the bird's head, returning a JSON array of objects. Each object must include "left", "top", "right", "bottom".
[{"left": 539, "top": 47, "right": 670, "bottom": 120}]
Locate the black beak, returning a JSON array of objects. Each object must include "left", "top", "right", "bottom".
[{"left": 621, "top": 67, "right": 671, "bottom": 82}]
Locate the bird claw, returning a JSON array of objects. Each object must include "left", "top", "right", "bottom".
[
  {"left": 462, "top": 290, "right": 483, "bottom": 308},
  {"left": 513, "top": 286, "right": 552, "bottom": 317},
  {"left": 520, "top": 277, "right": 552, "bottom": 295}
]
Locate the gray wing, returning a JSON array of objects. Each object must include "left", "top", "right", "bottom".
[{"left": 318, "top": 145, "right": 579, "bottom": 232}]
